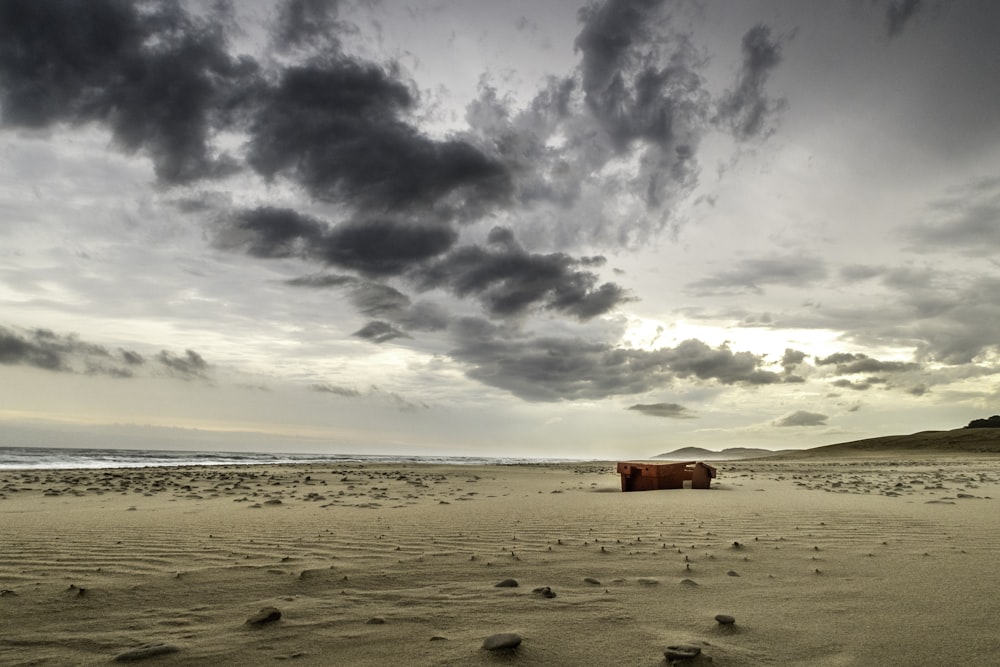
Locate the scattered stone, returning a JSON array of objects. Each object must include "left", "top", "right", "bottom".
[
  {"left": 245, "top": 606, "right": 282, "bottom": 626},
  {"left": 494, "top": 578, "right": 519, "bottom": 588},
  {"left": 637, "top": 577, "right": 659, "bottom": 586},
  {"left": 482, "top": 632, "right": 522, "bottom": 651},
  {"left": 726, "top": 570, "right": 739, "bottom": 577},
  {"left": 583, "top": 577, "right": 601, "bottom": 585},
  {"left": 664, "top": 644, "right": 701, "bottom": 660},
  {"left": 366, "top": 617, "right": 386, "bottom": 624},
  {"left": 429, "top": 636, "right": 448, "bottom": 641},
  {"left": 715, "top": 614, "right": 736, "bottom": 625},
  {"left": 679, "top": 578, "right": 699, "bottom": 587},
  {"left": 112, "top": 643, "right": 181, "bottom": 662},
  {"left": 532, "top": 586, "right": 556, "bottom": 598}
]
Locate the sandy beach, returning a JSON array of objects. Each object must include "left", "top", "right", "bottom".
[{"left": 2, "top": 455, "right": 999, "bottom": 666}]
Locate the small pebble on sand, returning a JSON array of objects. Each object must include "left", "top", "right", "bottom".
[
  {"left": 112, "top": 643, "right": 181, "bottom": 662},
  {"left": 245, "top": 606, "right": 282, "bottom": 626},
  {"left": 482, "top": 632, "right": 522, "bottom": 651}
]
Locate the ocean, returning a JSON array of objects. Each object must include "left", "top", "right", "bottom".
[{"left": 0, "top": 446, "right": 582, "bottom": 470}]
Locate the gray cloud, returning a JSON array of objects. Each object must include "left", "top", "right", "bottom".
[
  {"left": 883, "top": 0, "right": 926, "bottom": 39},
  {"left": 0, "top": 324, "right": 206, "bottom": 381},
  {"left": 156, "top": 349, "right": 209, "bottom": 380},
  {"left": 627, "top": 402, "right": 695, "bottom": 419},
  {"left": 449, "top": 321, "right": 780, "bottom": 402},
  {"left": 312, "top": 382, "right": 428, "bottom": 411},
  {"left": 904, "top": 178, "right": 1000, "bottom": 255},
  {"left": 217, "top": 207, "right": 459, "bottom": 276},
  {"left": 781, "top": 348, "right": 807, "bottom": 372},
  {"left": 816, "top": 352, "right": 919, "bottom": 374},
  {"left": 286, "top": 273, "right": 357, "bottom": 288},
  {"left": 839, "top": 264, "right": 885, "bottom": 282},
  {"left": 417, "top": 229, "right": 631, "bottom": 320},
  {"left": 273, "top": 0, "right": 345, "bottom": 52},
  {"left": 774, "top": 410, "right": 828, "bottom": 427},
  {"left": 714, "top": 24, "right": 786, "bottom": 140},
  {"left": 575, "top": 0, "right": 703, "bottom": 151},
  {"left": 686, "top": 255, "right": 828, "bottom": 295},
  {"left": 462, "top": 0, "right": 783, "bottom": 250},
  {"left": 245, "top": 60, "right": 512, "bottom": 218},
  {"left": 352, "top": 320, "right": 410, "bottom": 344},
  {"left": 228, "top": 211, "right": 628, "bottom": 322},
  {"left": 0, "top": 0, "right": 257, "bottom": 183},
  {"left": 311, "top": 383, "right": 361, "bottom": 397}
]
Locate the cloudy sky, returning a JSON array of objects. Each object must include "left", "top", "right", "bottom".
[{"left": 2, "top": 0, "right": 999, "bottom": 459}]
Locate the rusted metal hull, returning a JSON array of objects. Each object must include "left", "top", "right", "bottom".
[{"left": 617, "top": 461, "right": 716, "bottom": 491}]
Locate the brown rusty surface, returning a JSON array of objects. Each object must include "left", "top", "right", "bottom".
[{"left": 617, "top": 461, "right": 716, "bottom": 491}]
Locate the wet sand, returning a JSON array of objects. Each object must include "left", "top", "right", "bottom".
[{"left": 1, "top": 455, "right": 998, "bottom": 665}]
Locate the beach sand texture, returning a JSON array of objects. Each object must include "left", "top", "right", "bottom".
[{"left": 2, "top": 452, "right": 999, "bottom": 665}]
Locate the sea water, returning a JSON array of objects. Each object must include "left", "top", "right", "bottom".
[{"left": 0, "top": 447, "right": 581, "bottom": 470}]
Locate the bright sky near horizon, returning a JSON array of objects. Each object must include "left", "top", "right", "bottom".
[{"left": 1, "top": 0, "right": 999, "bottom": 459}]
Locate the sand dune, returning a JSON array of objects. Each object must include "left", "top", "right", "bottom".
[
  {"left": 1, "top": 457, "right": 998, "bottom": 665},
  {"left": 766, "top": 427, "right": 1000, "bottom": 458}
]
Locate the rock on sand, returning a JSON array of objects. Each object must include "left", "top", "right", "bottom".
[{"left": 483, "top": 632, "right": 522, "bottom": 651}]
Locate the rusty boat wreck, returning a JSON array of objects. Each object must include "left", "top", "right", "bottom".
[{"left": 616, "top": 461, "right": 717, "bottom": 491}]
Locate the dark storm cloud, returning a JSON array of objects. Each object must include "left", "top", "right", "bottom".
[
  {"left": 245, "top": 60, "right": 511, "bottom": 217},
  {"left": 0, "top": 324, "right": 203, "bottom": 380},
  {"left": 449, "top": 323, "right": 779, "bottom": 402},
  {"left": 273, "top": 0, "right": 345, "bottom": 51},
  {"left": 627, "top": 402, "right": 694, "bottom": 419},
  {"left": 882, "top": 0, "right": 926, "bottom": 39},
  {"left": 461, "top": 0, "right": 748, "bottom": 249},
  {"left": 417, "top": 230, "right": 631, "bottom": 320},
  {"left": 218, "top": 207, "right": 459, "bottom": 277},
  {"left": 0, "top": 0, "right": 258, "bottom": 183},
  {"left": 0, "top": 1, "right": 510, "bottom": 217},
  {"left": 575, "top": 0, "right": 697, "bottom": 150},
  {"left": 774, "top": 410, "right": 828, "bottom": 427},
  {"left": 322, "top": 220, "right": 459, "bottom": 276},
  {"left": 352, "top": 320, "right": 410, "bottom": 344},
  {"left": 685, "top": 256, "right": 828, "bottom": 295},
  {"left": 224, "top": 210, "right": 631, "bottom": 323},
  {"left": 714, "top": 24, "right": 786, "bottom": 140}
]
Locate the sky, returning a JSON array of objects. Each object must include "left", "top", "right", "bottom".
[{"left": 1, "top": 0, "right": 999, "bottom": 459}]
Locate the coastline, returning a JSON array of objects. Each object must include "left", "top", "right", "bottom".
[{"left": 2, "top": 458, "right": 998, "bottom": 665}]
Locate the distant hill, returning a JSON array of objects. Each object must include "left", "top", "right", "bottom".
[
  {"left": 766, "top": 428, "right": 1000, "bottom": 459},
  {"left": 653, "top": 446, "right": 789, "bottom": 461}
]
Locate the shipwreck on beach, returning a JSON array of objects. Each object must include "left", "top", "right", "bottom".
[{"left": 616, "top": 461, "right": 717, "bottom": 491}]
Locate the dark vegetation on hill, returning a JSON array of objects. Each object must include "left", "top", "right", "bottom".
[
  {"left": 765, "top": 427, "right": 1000, "bottom": 459},
  {"left": 965, "top": 415, "right": 1000, "bottom": 429}
]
